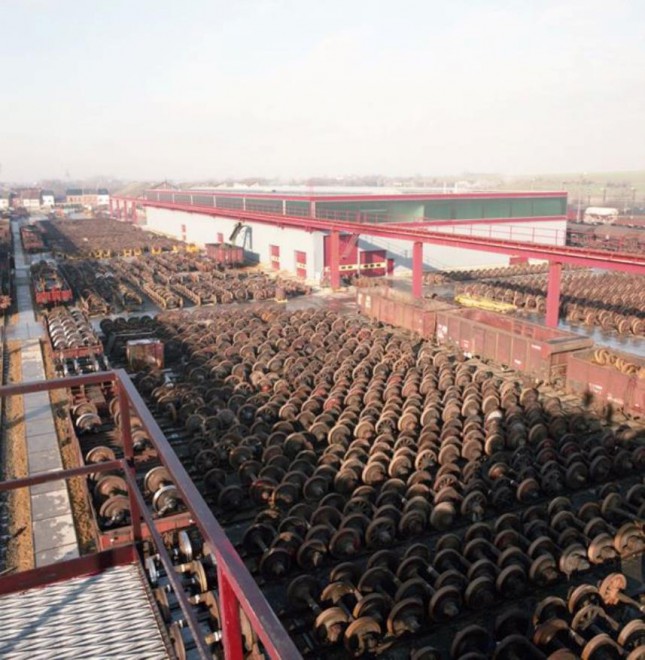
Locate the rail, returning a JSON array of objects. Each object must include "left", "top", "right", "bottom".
[{"left": 0, "top": 370, "right": 300, "bottom": 660}]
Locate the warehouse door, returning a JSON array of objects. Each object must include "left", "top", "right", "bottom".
[
  {"left": 295, "top": 250, "right": 307, "bottom": 279},
  {"left": 270, "top": 244, "right": 280, "bottom": 270}
]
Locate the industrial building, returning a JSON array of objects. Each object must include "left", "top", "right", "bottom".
[{"left": 120, "top": 188, "right": 568, "bottom": 282}]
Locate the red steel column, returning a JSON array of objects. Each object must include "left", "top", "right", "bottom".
[
  {"left": 546, "top": 261, "right": 562, "bottom": 328},
  {"left": 329, "top": 230, "right": 340, "bottom": 290},
  {"left": 412, "top": 241, "right": 423, "bottom": 298},
  {"left": 218, "top": 565, "right": 244, "bottom": 660}
]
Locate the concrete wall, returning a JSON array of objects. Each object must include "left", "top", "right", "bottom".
[{"left": 144, "top": 208, "right": 325, "bottom": 281}]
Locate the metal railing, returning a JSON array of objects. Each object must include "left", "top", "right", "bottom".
[
  {"left": 0, "top": 370, "right": 300, "bottom": 660},
  {"left": 133, "top": 191, "right": 567, "bottom": 228}
]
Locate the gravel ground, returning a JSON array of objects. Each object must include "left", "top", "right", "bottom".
[{"left": 1, "top": 341, "right": 34, "bottom": 573}]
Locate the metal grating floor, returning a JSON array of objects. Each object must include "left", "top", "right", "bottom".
[{"left": 0, "top": 564, "right": 170, "bottom": 659}]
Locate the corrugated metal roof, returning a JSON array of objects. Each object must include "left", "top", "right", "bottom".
[{"left": 0, "top": 564, "right": 169, "bottom": 659}]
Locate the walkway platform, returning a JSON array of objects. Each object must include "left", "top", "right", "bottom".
[
  {"left": 5, "top": 220, "right": 78, "bottom": 566},
  {"left": 0, "top": 563, "right": 170, "bottom": 659}
]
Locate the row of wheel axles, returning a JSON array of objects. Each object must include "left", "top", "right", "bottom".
[
  {"left": 147, "top": 529, "right": 263, "bottom": 659},
  {"left": 456, "top": 271, "right": 644, "bottom": 337},
  {"left": 97, "top": 305, "right": 645, "bottom": 657}
]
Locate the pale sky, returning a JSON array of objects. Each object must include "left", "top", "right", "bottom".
[{"left": 0, "top": 0, "right": 643, "bottom": 182}]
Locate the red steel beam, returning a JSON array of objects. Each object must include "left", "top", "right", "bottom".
[
  {"left": 546, "top": 262, "right": 563, "bottom": 328},
  {"left": 138, "top": 199, "right": 645, "bottom": 275},
  {"left": 412, "top": 241, "right": 424, "bottom": 298},
  {"left": 0, "top": 459, "right": 122, "bottom": 493},
  {"left": 218, "top": 567, "right": 245, "bottom": 660},
  {"left": 124, "top": 469, "right": 213, "bottom": 660},
  {"left": 329, "top": 230, "right": 341, "bottom": 289},
  {"left": 114, "top": 371, "right": 301, "bottom": 659},
  {"left": 0, "top": 371, "right": 301, "bottom": 659}
]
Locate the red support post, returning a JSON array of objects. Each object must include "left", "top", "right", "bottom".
[
  {"left": 218, "top": 563, "right": 245, "bottom": 660},
  {"left": 546, "top": 261, "right": 562, "bottom": 328},
  {"left": 412, "top": 241, "right": 423, "bottom": 298},
  {"left": 118, "top": 380, "right": 142, "bottom": 543},
  {"left": 329, "top": 230, "right": 341, "bottom": 290}
]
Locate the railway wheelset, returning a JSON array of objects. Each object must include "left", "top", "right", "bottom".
[
  {"left": 456, "top": 272, "right": 645, "bottom": 337},
  {"left": 95, "top": 305, "right": 645, "bottom": 658},
  {"left": 66, "top": 378, "right": 187, "bottom": 534}
]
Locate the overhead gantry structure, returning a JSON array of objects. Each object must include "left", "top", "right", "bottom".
[{"left": 110, "top": 195, "right": 645, "bottom": 328}]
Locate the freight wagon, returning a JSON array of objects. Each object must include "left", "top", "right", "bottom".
[
  {"left": 436, "top": 308, "right": 593, "bottom": 383},
  {"left": 204, "top": 243, "right": 245, "bottom": 266},
  {"left": 356, "top": 288, "right": 455, "bottom": 338},
  {"left": 566, "top": 348, "right": 645, "bottom": 418}
]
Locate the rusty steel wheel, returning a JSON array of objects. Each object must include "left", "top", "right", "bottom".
[{"left": 343, "top": 616, "right": 381, "bottom": 657}]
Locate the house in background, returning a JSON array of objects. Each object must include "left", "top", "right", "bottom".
[
  {"left": 66, "top": 188, "right": 110, "bottom": 209},
  {"left": 41, "top": 190, "right": 55, "bottom": 208},
  {"left": 96, "top": 188, "right": 110, "bottom": 207},
  {"left": 65, "top": 188, "right": 84, "bottom": 205},
  {"left": 19, "top": 188, "right": 42, "bottom": 211},
  {"left": 0, "top": 192, "right": 10, "bottom": 211}
]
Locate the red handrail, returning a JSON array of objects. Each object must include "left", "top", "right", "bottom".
[{"left": 0, "top": 370, "right": 300, "bottom": 660}]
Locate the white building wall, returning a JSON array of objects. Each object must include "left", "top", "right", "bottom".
[
  {"left": 145, "top": 207, "right": 567, "bottom": 279},
  {"left": 0, "top": 199, "right": 8, "bottom": 210},
  {"left": 97, "top": 193, "right": 110, "bottom": 206},
  {"left": 41, "top": 194, "right": 55, "bottom": 208},
  {"left": 145, "top": 208, "right": 325, "bottom": 281}
]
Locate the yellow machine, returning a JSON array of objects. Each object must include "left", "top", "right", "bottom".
[{"left": 455, "top": 294, "right": 517, "bottom": 313}]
